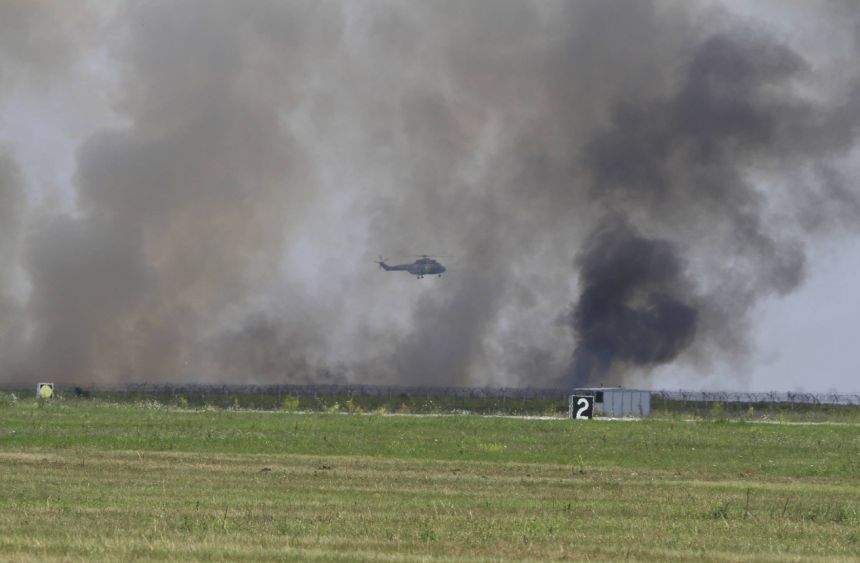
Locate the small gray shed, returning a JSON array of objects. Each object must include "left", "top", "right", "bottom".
[{"left": 570, "top": 388, "right": 651, "bottom": 418}]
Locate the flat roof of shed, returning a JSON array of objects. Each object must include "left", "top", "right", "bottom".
[{"left": 571, "top": 387, "right": 649, "bottom": 391}]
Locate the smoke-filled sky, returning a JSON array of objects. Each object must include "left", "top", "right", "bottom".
[{"left": 1, "top": 0, "right": 858, "bottom": 391}]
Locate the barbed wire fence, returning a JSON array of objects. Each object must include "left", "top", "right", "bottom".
[
  {"left": 3, "top": 382, "right": 856, "bottom": 406},
  {"left": 651, "top": 390, "right": 860, "bottom": 406}
]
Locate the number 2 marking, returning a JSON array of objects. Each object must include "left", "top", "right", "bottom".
[{"left": 576, "top": 397, "right": 590, "bottom": 419}]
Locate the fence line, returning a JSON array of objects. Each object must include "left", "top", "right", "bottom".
[
  {"left": 5, "top": 382, "right": 855, "bottom": 405},
  {"left": 651, "top": 390, "right": 860, "bottom": 406},
  {"left": 117, "top": 383, "right": 571, "bottom": 400}
]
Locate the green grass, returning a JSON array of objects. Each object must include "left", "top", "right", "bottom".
[
  {"left": 651, "top": 399, "right": 860, "bottom": 424},
  {"left": 0, "top": 400, "right": 858, "bottom": 561}
]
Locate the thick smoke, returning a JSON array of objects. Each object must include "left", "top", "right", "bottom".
[
  {"left": 565, "top": 28, "right": 860, "bottom": 382},
  {"left": 0, "top": 153, "right": 25, "bottom": 371},
  {"left": 0, "top": 1, "right": 859, "bottom": 388},
  {"left": 13, "top": 1, "right": 336, "bottom": 383},
  {"left": 567, "top": 218, "right": 698, "bottom": 386}
]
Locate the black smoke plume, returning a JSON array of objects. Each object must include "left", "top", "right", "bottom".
[
  {"left": 567, "top": 219, "right": 697, "bottom": 386},
  {"left": 564, "top": 25, "right": 860, "bottom": 385}
]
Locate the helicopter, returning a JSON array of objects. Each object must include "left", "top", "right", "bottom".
[{"left": 376, "top": 254, "right": 447, "bottom": 279}]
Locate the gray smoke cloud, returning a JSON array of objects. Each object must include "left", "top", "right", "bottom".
[
  {"left": 1, "top": 1, "right": 858, "bottom": 388},
  {"left": 0, "top": 153, "right": 25, "bottom": 372}
]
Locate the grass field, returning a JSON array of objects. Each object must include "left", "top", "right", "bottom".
[{"left": 0, "top": 399, "right": 858, "bottom": 561}]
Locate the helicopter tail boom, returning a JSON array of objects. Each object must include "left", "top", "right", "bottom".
[{"left": 376, "top": 256, "right": 394, "bottom": 271}]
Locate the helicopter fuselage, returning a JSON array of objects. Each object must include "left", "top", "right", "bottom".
[{"left": 378, "top": 258, "right": 446, "bottom": 278}]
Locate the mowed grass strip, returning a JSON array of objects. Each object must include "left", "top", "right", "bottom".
[
  {"left": 2, "top": 401, "right": 858, "bottom": 478},
  {"left": 0, "top": 402, "right": 858, "bottom": 561}
]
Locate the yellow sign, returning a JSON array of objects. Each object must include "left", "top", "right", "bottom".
[{"left": 37, "top": 383, "right": 54, "bottom": 399}]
